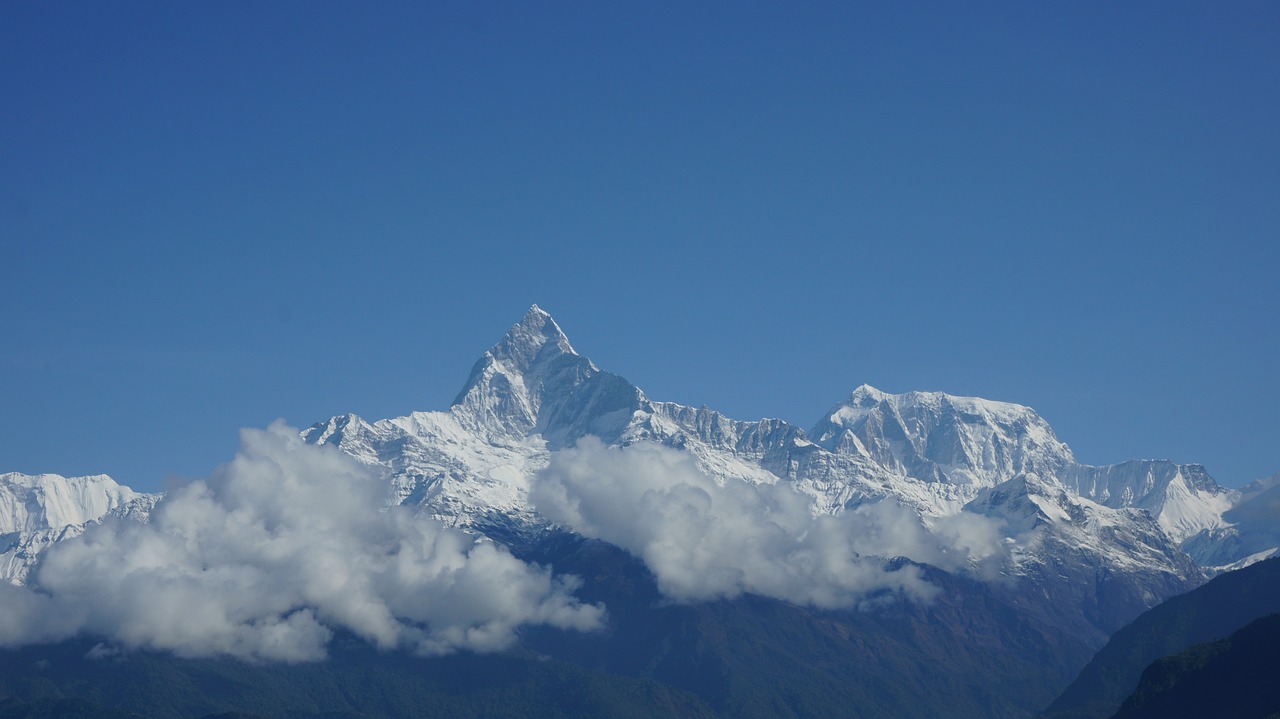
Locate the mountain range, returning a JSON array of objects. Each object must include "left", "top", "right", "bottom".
[{"left": 1, "top": 306, "right": 1276, "bottom": 718}]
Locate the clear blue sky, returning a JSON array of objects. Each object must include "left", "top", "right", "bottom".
[{"left": 2, "top": 2, "right": 1277, "bottom": 492}]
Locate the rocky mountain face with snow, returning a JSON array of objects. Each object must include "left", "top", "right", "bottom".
[
  {"left": 0, "top": 473, "right": 158, "bottom": 584},
  {"left": 1, "top": 307, "right": 1272, "bottom": 633}
]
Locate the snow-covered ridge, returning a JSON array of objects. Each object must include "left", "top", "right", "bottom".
[
  {"left": 1, "top": 472, "right": 160, "bottom": 584},
  {"left": 1062, "top": 461, "right": 1238, "bottom": 542},
  {"left": 0, "top": 472, "right": 152, "bottom": 534},
  {"left": 811, "top": 384, "right": 1076, "bottom": 487},
  {"left": 804, "top": 384, "right": 1250, "bottom": 562}
]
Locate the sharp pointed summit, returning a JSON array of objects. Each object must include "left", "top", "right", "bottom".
[
  {"left": 849, "top": 383, "right": 888, "bottom": 404},
  {"left": 453, "top": 306, "right": 578, "bottom": 406},
  {"left": 492, "top": 305, "right": 579, "bottom": 368},
  {"left": 450, "top": 306, "right": 644, "bottom": 445}
]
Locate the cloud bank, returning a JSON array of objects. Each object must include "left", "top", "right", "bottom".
[
  {"left": 0, "top": 422, "right": 602, "bottom": 661},
  {"left": 531, "top": 438, "right": 1007, "bottom": 607}
]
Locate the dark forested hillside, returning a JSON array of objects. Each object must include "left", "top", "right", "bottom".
[
  {"left": 1041, "top": 557, "right": 1280, "bottom": 719},
  {"left": 1111, "top": 613, "right": 1280, "bottom": 719},
  {"left": 519, "top": 537, "right": 1098, "bottom": 719},
  {"left": 0, "top": 638, "right": 718, "bottom": 719}
]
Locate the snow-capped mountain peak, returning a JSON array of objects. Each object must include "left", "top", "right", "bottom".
[
  {"left": 810, "top": 385, "right": 1076, "bottom": 487},
  {"left": 2, "top": 472, "right": 160, "bottom": 584},
  {"left": 449, "top": 306, "right": 645, "bottom": 446},
  {"left": 0, "top": 472, "right": 149, "bottom": 534},
  {"left": 453, "top": 305, "right": 580, "bottom": 402}
]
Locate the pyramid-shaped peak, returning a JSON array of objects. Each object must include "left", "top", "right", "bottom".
[
  {"left": 449, "top": 307, "right": 645, "bottom": 445},
  {"left": 451, "top": 306, "right": 582, "bottom": 408},
  {"left": 849, "top": 384, "right": 888, "bottom": 404},
  {"left": 494, "top": 305, "right": 578, "bottom": 366}
]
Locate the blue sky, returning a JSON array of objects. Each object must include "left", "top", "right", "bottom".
[{"left": 2, "top": 2, "right": 1277, "bottom": 492}]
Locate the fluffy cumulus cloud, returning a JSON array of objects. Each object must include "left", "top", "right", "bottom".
[
  {"left": 0, "top": 422, "right": 602, "bottom": 661},
  {"left": 531, "top": 438, "right": 1007, "bottom": 607}
]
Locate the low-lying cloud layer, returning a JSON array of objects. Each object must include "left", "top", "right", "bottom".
[
  {"left": 0, "top": 422, "right": 602, "bottom": 661},
  {"left": 532, "top": 438, "right": 1007, "bottom": 607}
]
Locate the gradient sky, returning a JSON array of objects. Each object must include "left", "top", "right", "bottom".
[{"left": 2, "top": 2, "right": 1277, "bottom": 492}]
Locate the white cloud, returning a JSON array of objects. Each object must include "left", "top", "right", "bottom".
[
  {"left": 531, "top": 438, "right": 1008, "bottom": 607},
  {"left": 0, "top": 422, "right": 602, "bottom": 661}
]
